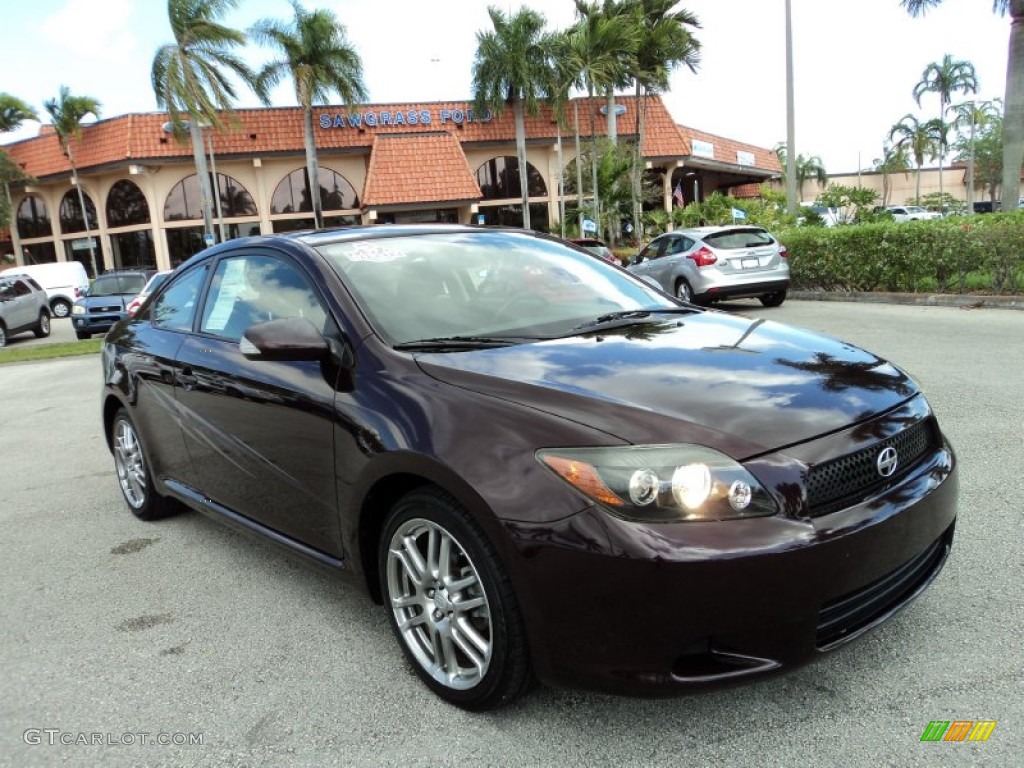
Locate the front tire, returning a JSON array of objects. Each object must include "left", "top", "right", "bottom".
[
  {"left": 34, "top": 311, "right": 51, "bottom": 338},
  {"left": 380, "top": 487, "right": 531, "bottom": 710},
  {"left": 111, "top": 408, "right": 179, "bottom": 521},
  {"left": 51, "top": 299, "right": 71, "bottom": 318},
  {"left": 0, "top": 322, "right": 7, "bottom": 348},
  {"left": 759, "top": 290, "right": 787, "bottom": 307}
]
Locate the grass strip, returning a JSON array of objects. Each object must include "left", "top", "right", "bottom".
[{"left": 0, "top": 338, "right": 103, "bottom": 364}]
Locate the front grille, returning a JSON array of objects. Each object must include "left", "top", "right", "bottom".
[
  {"left": 806, "top": 419, "right": 935, "bottom": 517},
  {"left": 816, "top": 528, "right": 951, "bottom": 649}
]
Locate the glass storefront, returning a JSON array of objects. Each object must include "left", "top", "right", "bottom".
[
  {"left": 21, "top": 241, "right": 58, "bottom": 265},
  {"left": 271, "top": 216, "right": 360, "bottom": 233},
  {"left": 63, "top": 237, "right": 101, "bottom": 277},
  {"left": 109, "top": 230, "right": 157, "bottom": 270},
  {"left": 477, "top": 203, "right": 549, "bottom": 231},
  {"left": 166, "top": 223, "right": 262, "bottom": 267}
]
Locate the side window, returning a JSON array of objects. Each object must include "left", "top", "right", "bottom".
[
  {"left": 664, "top": 237, "right": 688, "bottom": 257},
  {"left": 13, "top": 279, "right": 32, "bottom": 297},
  {"left": 645, "top": 238, "right": 670, "bottom": 261},
  {"left": 678, "top": 236, "right": 695, "bottom": 251},
  {"left": 151, "top": 266, "right": 208, "bottom": 332},
  {"left": 0, "top": 279, "right": 13, "bottom": 300},
  {"left": 200, "top": 254, "right": 327, "bottom": 342}
]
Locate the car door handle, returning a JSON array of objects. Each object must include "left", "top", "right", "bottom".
[{"left": 178, "top": 367, "right": 198, "bottom": 390}]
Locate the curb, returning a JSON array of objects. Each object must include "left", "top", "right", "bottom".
[{"left": 789, "top": 291, "right": 1024, "bottom": 311}]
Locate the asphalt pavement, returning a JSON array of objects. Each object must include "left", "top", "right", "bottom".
[{"left": 1, "top": 299, "right": 1021, "bottom": 767}]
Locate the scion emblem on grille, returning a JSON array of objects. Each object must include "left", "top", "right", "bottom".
[{"left": 876, "top": 446, "right": 899, "bottom": 478}]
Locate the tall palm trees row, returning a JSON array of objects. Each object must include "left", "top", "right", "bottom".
[
  {"left": 3, "top": 0, "right": 702, "bottom": 245},
  {"left": 900, "top": 0, "right": 1023, "bottom": 211}
]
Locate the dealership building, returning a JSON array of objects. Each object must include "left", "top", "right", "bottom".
[{"left": 2, "top": 95, "right": 780, "bottom": 274}]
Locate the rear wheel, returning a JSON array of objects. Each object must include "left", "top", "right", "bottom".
[
  {"left": 759, "top": 290, "right": 787, "bottom": 308},
  {"left": 380, "top": 487, "right": 531, "bottom": 710},
  {"left": 0, "top": 322, "right": 6, "bottom": 348},
  {"left": 51, "top": 299, "right": 71, "bottom": 318},
  {"left": 674, "top": 279, "right": 694, "bottom": 303},
  {"left": 111, "top": 408, "right": 179, "bottom": 521},
  {"left": 33, "top": 312, "right": 51, "bottom": 338}
]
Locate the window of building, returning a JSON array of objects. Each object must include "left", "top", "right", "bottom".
[
  {"left": 16, "top": 197, "right": 53, "bottom": 239},
  {"left": 270, "top": 168, "right": 359, "bottom": 214},
  {"left": 476, "top": 157, "right": 547, "bottom": 200},
  {"left": 476, "top": 203, "right": 549, "bottom": 231},
  {"left": 106, "top": 180, "right": 151, "bottom": 228},
  {"left": 165, "top": 223, "right": 262, "bottom": 268},
  {"left": 110, "top": 230, "right": 156, "bottom": 270},
  {"left": 59, "top": 190, "right": 99, "bottom": 233},
  {"left": 164, "top": 173, "right": 258, "bottom": 221},
  {"left": 270, "top": 215, "right": 360, "bottom": 233}
]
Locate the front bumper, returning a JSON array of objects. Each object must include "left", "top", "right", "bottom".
[{"left": 504, "top": 439, "right": 957, "bottom": 695}]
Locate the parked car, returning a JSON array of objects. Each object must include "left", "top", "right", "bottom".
[
  {"left": 102, "top": 225, "right": 957, "bottom": 710},
  {"left": 570, "top": 237, "right": 616, "bottom": 263},
  {"left": 882, "top": 205, "right": 943, "bottom": 222},
  {"left": 72, "top": 269, "right": 154, "bottom": 339},
  {"left": 0, "top": 260, "right": 90, "bottom": 319},
  {"left": 627, "top": 225, "right": 790, "bottom": 306},
  {"left": 800, "top": 202, "right": 840, "bottom": 227},
  {"left": 0, "top": 274, "right": 51, "bottom": 347},
  {"left": 126, "top": 270, "right": 174, "bottom": 318}
]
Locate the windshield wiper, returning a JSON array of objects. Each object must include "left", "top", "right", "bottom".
[
  {"left": 393, "top": 336, "right": 530, "bottom": 351},
  {"left": 571, "top": 307, "right": 695, "bottom": 332}
]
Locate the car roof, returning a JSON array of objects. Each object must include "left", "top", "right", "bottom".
[{"left": 675, "top": 225, "right": 768, "bottom": 236}]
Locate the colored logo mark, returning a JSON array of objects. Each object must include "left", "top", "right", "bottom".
[{"left": 920, "top": 720, "right": 997, "bottom": 742}]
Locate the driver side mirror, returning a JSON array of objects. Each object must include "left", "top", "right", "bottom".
[{"left": 240, "top": 316, "right": 329, "bottom": 361}]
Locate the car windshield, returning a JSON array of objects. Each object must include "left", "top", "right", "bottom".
[
  {"left": 317, "top": 231, "right": 677, "bottom": 344},
  {"left": 90, "top": 274, "right": 147, "bottom": 297}
]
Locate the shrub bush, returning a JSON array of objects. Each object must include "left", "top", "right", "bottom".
[{"left": 778, "top": 212, "right": 1024, "bottom": 294}]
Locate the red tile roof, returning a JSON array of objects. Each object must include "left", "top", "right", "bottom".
[
  {"left": 677, "top": 124, "right": 782, "bottom": 173},
  {"left": 363, "top": 132, "right": 481, "bottom": 207}
]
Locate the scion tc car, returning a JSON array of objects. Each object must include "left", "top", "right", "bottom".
[{"left": 101, "top": 225, "right": 957, "bottom": 710}]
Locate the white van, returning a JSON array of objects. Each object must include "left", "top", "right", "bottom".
[{"left": 0, "top": 261, "right": 90, "bottom": 318}]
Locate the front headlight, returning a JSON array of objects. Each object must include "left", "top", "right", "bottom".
[
  {"left": 72, "top": 305, "right": 86, "bottom": 316},
  {"left": 537, "top": 445, "right": 777, "bottom": 522}
]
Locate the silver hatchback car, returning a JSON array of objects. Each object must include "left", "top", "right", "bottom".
[{"left": 628, "top": 226, "right": 790, "bottom": 307}]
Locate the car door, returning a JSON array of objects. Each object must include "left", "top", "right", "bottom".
[
  {"left": 647, "top": 235, "right": 692, "bottom": 291},
  {"left": 173, "top": 249, "right": 340, "bottom": 554},
  {"left": 9, "top": 278, "right": 37, "bottom": 329},
  {"left": 629, "top": 237, "right": 667, "bottom": 283}
]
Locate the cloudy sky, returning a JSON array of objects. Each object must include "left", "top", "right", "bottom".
[{"left": 1, "top": 0, "right": 1009, "bottom": 173}]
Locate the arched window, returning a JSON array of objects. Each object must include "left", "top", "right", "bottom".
[
  {"left": 271, "top": 168, "right": 359, "bottom": 214},
  {"left": 475, "top": 157, "right": 547, "bottom": 200},
  {"left": 16, "top": 196, "right": 52, "bottom": 239},
  {"left": 164, "top": 173, "right": 257, "bottom": 221},
  {"left": 106, "top": 180, "right": 151, "bottom": 227},
  {"left": 59, "top": 190, "right": 99, "bottom": 233}
]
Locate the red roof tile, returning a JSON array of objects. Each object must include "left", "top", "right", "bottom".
[
  {"left": 362, "top": 132, "right": 481, "bottom": 207},
  {"left": 677, "top": 124, "right": 781, "bottom": 173}
]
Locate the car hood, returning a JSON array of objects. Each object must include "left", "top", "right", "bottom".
[{"left": 413, "top": 312, "right": 918, "bottom": 457}]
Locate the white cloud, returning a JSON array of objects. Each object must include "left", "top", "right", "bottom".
[{"left": 41, "top": 0, "right": 136, "bottom": 60}]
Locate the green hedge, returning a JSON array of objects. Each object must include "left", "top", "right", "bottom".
[{"left": 777, "top": 212, "right": 1024, "bottom": 294}]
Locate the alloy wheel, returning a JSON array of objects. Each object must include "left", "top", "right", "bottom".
[
  {"left": 386, "top": 518, "right": 492, "bottom": 690},
  {"left": 114, "top": 418, "right": 147, "bottom": 509}
]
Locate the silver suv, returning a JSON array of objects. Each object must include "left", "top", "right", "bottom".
[
  {"left": 0, "top": 274, "right": 51, "bottom": 347},
  {"left": 628, "top": 226, "right": 790, "bottom": 307}
]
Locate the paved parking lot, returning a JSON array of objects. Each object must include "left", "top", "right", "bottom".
[{"left": 1, "top": 299, "right": 1021, "bottom": 767}]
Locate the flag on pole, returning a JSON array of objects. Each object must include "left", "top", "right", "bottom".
[{"left": 673, "top": 182, "right": 684, "bottom": 207}]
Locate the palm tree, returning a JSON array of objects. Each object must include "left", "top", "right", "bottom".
[
  {"left": 873, "top": 142, "right": 911, "bottom": 206},
  {"left": 0, "top": 94, "right": 38, "bottom": 234},
  {"left": 625, "top": 0, "right": 701, "bottom": 237},
  {"left": 0, "top": 94, "right": 38, "bottom": 133},
  {"left": 565, "top": 2, "right": 639, "bottom": 239},
  {"left": 889, "top": 113, "right": 943, "bottom": 203},
  {"left": 912, "top": 53, "right": 978, "bottom": 198},
  {"left": 949, "top": 98, "right": 1003, "bottom": 212},
  {"left": 472, "top": 6, "right": 555, "bottom": 231},
  {"left": 251, "top": 1, "right": 367, "bottom": 230},
  {"left": 43, "top": 86, "right": 101, "bottom": 276},
  {"left": 775, "top": 144, "right": 827, "bottom": 198},
  {"left": 901, "top": 1, "right": 1022, "bottom": 210},
  {"left": 152, "top": 0, "right": 266, "bottom": 244}
]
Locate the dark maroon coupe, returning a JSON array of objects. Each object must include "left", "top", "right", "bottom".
[{"left": 101, "top": 225, "right": 957, "bottom": 709}]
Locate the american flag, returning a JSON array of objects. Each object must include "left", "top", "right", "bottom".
[{"left": 673, "top": 182, "right": 684, "bottom": 207}]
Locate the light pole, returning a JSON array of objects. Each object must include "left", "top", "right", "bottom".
[
  {"left": 784, "top": 0, "right": 797, "bottom": 215},
  {"left": 162, "top": 120, "right": 216, "bottom": 246}
]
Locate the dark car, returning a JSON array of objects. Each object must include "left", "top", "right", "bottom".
[
  {"left": 0, "top": 274, "right": 50, "bottom": 347},
  {"left": 101, "top": 225, "right": 957, "bottom": 710},
  {"left": 73, "top": 269, "right": 155, "bottom": 339}
]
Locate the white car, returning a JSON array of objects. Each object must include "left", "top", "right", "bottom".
[
  {"left": 884, "top": 205, "right": 942, "bottom": 222},
  {"left": 799, "top": 202, "right": 840, "bottom": 227}
]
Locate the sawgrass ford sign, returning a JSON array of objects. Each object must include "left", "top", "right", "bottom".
[{"left": 319, "top": 107, "right": 494, "bottom": 129}]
